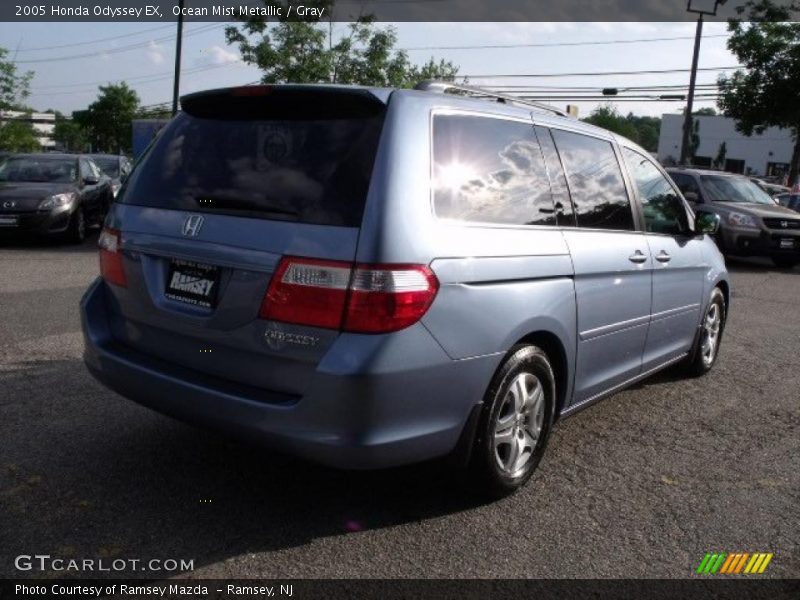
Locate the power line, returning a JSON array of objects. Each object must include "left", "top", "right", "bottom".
[
  {"left": 461, "top": 65, "right": 741, "bottom": 78},
  {"left": 31, "top": 61, "right": 244, "bottom": 92},
  {"left": 13, "top": 23, "right": 226, "bottom": 64},
  {"left": 30, "top": 62, "right": 246, "bottom": 97},
  {"left": 14, "top": 24, "right": 176, "bottom": 52},
  {"left": 490, "top": 84, "right": 720, "bottom": 92},
  {"left": 403, "top": 34, "right": 730, "bottom": 51}
]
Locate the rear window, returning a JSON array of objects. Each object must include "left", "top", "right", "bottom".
[{"left": 120, "top": 93, "right": 386, "bottom": 227}]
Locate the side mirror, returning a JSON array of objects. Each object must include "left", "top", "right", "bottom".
[
  {"left": 83, "top": 176, "right": 99, "bottom": 185},
  {"left": 695, "top": 210, "right": 720, "bottom": 235},
  {"left": 683, "top": 191, "right": 699, "bottom": 203}
]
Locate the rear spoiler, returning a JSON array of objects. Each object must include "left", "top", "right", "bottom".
[{"left": 180, "top": 85, "right": 389, "bottom": 120}]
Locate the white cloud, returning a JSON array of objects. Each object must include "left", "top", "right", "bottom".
[
  {"left": 147, "top": 40, "right": 165, "bottom": 65},
  {"left": 207, "top": 45, "right": 240, "bottom": 65}
]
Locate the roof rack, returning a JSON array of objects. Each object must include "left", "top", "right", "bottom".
[{"left": 414, "top": 80, "right": 568, "bottom": 118}]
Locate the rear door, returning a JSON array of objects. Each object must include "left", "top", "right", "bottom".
[
  {"left": 623, "top": 148, "right": 705, "bottom": 369},
  {"left": 106, "top": 86, "right": 388, "bottom": 397},
  {"left": 551, "top": 128, "right": 652, "bottom": 405}
]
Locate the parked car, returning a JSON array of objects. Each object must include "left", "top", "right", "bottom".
[
  {"left": 88, "top": 154, "right": 132, "bottom": 198},
  {"left": 0, "top": 153, "right": 113, "bottom": 243},
  {"left": 668, "top": 167, "right": 800, "bottom": 268},
  {"left": 81, "top": 83, "right": 730, "bottom": 496},
  {"left": 750, "top": 177, "right": 790, "bottom": 198},
  {"left": 775, "top": 193, "right": 800, "bottom": 213}
]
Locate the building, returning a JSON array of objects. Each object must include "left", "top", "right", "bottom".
[
  {"left": 657, "top": 113, "right": 794, "bottom": 180},
  {"left": 0, "top": 110, "right": 56, "bottom": 149}
]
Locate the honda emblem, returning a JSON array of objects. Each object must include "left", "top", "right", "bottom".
[{"left": 182, "top": 215, "right": 204, "bottom": 237}]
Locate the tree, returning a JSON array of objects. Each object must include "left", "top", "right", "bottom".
[
  {"left": 625, "top": 112, "right": 661, "bottom": 152},
  {"left": 53, "top": 113, "right": 89, "bottom": 152},
  {"left": 0, "top": 46, "right": 38, "bottom": 151},
  {"left": 0, "top": 118, "right": 40, "bottom": 152},
  {"left": 714, "top": 142, "right": 728, "bottom": 169},
  {"left": 0, "top": 47, "right": 34, "bottom": 111},
  {"left": 77, "top": 83, "right": 140, "bottom": 153},
  {"left": 718, "top": 0, "right": 800, "bottom": 184},
  {"left": 226, "top": 3, "right": 458, "bottom": 86},
  {"left": 691, "top": 107, "right": 717, "bottom": 116},
  {"left": 583, "top": 105, "right": 639, "bottom": 141},
  {"left": 690, "top": 119, "right": 701, "bottom": 162}
]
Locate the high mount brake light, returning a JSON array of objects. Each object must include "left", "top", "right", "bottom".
[{"left": 260, "top": 257, "right": 439, "bottom": 334}]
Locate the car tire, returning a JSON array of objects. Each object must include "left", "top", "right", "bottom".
[
  {"left": 64, "top": 206, "right": 86, "bottom": 244},
  {"left": 470, "top": 344, "right": 555, "bottom": 498},
  {"left": 771, "top": 255, "right": 798, "bottom": 269},
  {"left": 682, "top": 287, "right": 726, "bottom": 378}
]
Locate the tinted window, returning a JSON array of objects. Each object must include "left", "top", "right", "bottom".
[
  {"left": 120, "top": 110, "right": 385, "bottom": 227},
  {"left": 700, "top": 175, "right": 775, "bottom": 205},
  {"left": 0, "top": 157, "right": 77, "bottom": 183},
  {"left": 624, "top": 148, "right": 690, "bottom": 236},
  {"left": 535, "top": 126, "right": 576, "bottom": 227},
  {"left": 669, "top": 172, "right": 702, "bottom": 199},
  {"left": 93, "top": 156, "right": 120, "bottom": 178},
  {"left": 552, "top": 130, "right": 634, "bottom": 231},
  {"left": 79, "top": 159, "right": 94, "bottom": 181},
  {"left": 433, "top": 115, "right": 555, "bottom": 226}
]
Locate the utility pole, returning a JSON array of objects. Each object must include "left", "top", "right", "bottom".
[
  {"left": 680, "top": 13, "right": 703, "bottom": 165},
  {"left": 171, "top": 0, "right": 185, "bottom": 116},
  {"left": 680, "top": 0, "right": 727, "bottom": 165}
]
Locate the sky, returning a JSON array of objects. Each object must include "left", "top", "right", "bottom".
[{"left": 2, "top": 21, "right": 737, "bottom": 119}]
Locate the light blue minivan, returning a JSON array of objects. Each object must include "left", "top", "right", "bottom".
[{"left": 81, "top": 82, "right": 729, "bottom": 496}]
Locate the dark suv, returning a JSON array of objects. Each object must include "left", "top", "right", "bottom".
[{"left": 667, "top": 167, "right": 800, "bottom": 268}]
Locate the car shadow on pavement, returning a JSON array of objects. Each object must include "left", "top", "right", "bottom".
[
  {"left": 1, "top": 358, "right": 493, "bottom": 578},
  {"left": 0, "top": 229, "right": 99, "bottom": 253}
]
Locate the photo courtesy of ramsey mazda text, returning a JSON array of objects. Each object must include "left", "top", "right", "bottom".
[{"left": 81, "top": 83, "right": 729, "bottom": 497}]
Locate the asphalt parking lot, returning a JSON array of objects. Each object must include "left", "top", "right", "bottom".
[{"left": 1, "top": 233, "right": 798, "bottom": 579}]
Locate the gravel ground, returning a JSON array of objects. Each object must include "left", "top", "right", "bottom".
[{"left": 1, "top": 233, "right": 797, "bottom": 579}]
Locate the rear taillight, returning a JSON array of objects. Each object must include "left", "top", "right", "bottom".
[
  {"left": 260, "top": 257, "right": 439, "bottom": 334},
  {"left": 98, "top": 227, "right": 127, "bottom": 287}
]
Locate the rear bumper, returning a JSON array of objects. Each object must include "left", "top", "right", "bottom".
[{"left": 81, "top": 278, "right": 499, "bottom": 469}]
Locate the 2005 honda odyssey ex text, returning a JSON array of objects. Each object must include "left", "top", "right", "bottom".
[{"left": 81, "top": 82, "right": 730, "bottom": 496}]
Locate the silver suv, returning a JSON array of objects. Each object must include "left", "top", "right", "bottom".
[
  {"left": 667, "top": 167, "right": 800, "bottom": 269},
  {"left": 81, "top": 82, "right": 730, "bottom": 496}
]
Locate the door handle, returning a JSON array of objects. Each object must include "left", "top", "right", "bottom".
[
  {"left": 628, "top": 250, "right": 648, "bottom": 264},
  {"left": 655, "top": 251, "right": 672, "bottom": 263}
]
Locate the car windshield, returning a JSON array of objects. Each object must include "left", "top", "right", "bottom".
[
  {"left": 700, "top": 175, "right": 775, "bottom": 205},
  {"left": 0, "top": 157, "right": 78, "bottom": 183},
  {"left": 92, "top": 157, "right": 119, "bottom": 178}
]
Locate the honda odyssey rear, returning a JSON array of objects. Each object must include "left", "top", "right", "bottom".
[{"left": 82, "top": 83, "right": 730, "bottom": 496}]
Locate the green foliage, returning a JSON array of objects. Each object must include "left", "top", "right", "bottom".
[
  {"left": 584, "top": 105, "right": 638, "bottom": 140},
  {"left": 693, "top": 107, "right": 717, "bottom": 116},
  {"left": 77, "top": 83, "right": 140, "bottom": 153},
  {"left": 0, "top": 118, "right": 40, "bottom": 152},
  {"left": 0, "top": 47, "right": 34, "bottom": 111},
  {"left": 717, "top": 0, "right": 800, "bottom": 181},
  {"left": 583, "top": 105, "right": 662, "bottom": 152},
  {"left": 625, "top": 113, "right": 661, "bottom": 152},
  {"left": 53, "top": 116, "right": 88, "bottom": 152},
  {"left": 226, "top": 3, "right": 458, "bottom": 87},
  {"left": 690, "top": 119, "right": 700, "bottom": 160},
  {"left": 714, "top": 142, "right": 728, "bottom": 169}
]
